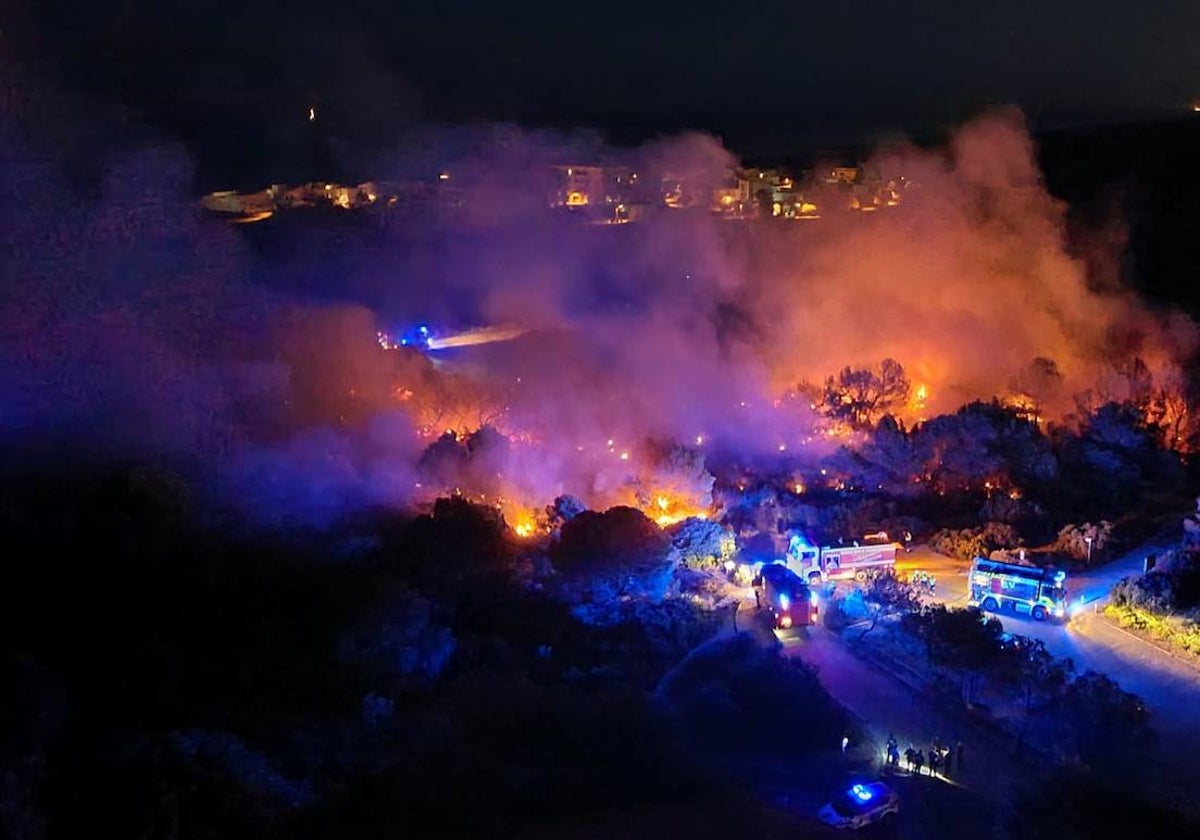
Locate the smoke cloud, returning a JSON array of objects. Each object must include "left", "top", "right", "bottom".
[{"left": 3, "top": 72, "right": 1194, "bottom": 530}]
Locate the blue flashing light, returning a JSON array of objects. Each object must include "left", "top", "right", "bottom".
[
  {"left": 779, "top": 593, "right": 790, "bottom": 611},
  {"left": 788, "top": 533, "right": 815, "bottom": 554},
  {"left": 849, "top": 784, "right": 873, "bottom": 802},
  {"left": 419, "top": 325, "right": 429, "bottom": 335}
]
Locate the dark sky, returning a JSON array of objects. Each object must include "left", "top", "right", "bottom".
[{"left": 9, "top": 0, "right": 1200, "bottom": 166}]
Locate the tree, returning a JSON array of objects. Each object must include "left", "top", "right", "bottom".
[
  {"left": 810, "top": 358, "right": 911, "bottom": 430},
  {"left": 854, "top": 569, "right": 921, "bottom": 640},
  {"left": 543, "top": 494, "right": 587, "bottom": 536},
  {"left": 929, "top": 522, "right": 1018, "bottom": 562},
  {"left": 401, "top": 497, "right": 514, "bottom": 593},
  {"left": 1009, "top": 356, "right": 1063, "bottom": 422},
  {"left": 550, "top": 507, "right": 677, "bottom": 620},
  {"left": 1053, "top": 521, "right": 1114, "bottom": 562},
  {"left": 1059, "top": 670, "right": 1154, "bottom": 770},
  {"left": 901, "top": 605, "right": 1006, "bottom": 705},
  {"left": 1145, "top": 383, "right": 1197, "bottom": 453},
  {"left": 996, "top": 636, "right": 1074, "bottom": 755},
  {"left": 1009, "top": 770, "right": 1200, "bottom": 840},
  {"left": 912, "top": 409, "right": 1005, "bottom": 494},
  {"left": 553, "top": 507, "right": 671, "bottom": 574},
  {"left": 854, "top": 414, "right": 922, "bottom": 494},
  {"left": 669, "top": 517, "right": 734, "bottom": 571}
]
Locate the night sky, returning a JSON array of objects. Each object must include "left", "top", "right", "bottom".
[{"left": 9, "top": 1, "right": 1200, "bottom": 166}]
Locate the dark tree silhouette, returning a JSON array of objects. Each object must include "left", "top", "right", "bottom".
[
  {"left": 855, "top": 569, "right": 922, "bottom": 640},
  {"left": 901, "top": 605, "right": 1006, "bottom": 705},
  {"left": 806, "top": 358, "right": 911, "bottom": 430}
]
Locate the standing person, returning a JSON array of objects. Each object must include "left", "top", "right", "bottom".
[
  {"left": 913, "top": 749, "right": 925, "bottom": 776},
  {"left": 904, "top": 746, "right": 915, "bottom": 772},
  {"left": 942, "top": 743, "right": 954, "bottom": 776},
  {"left": 928, "top": 746, "right": 940, "bottom": 777}
]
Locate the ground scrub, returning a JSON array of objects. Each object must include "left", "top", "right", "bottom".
[
  {"left": 1104, "top": 603, "right": 1200, "bottom": 657},
  {"left": 1107, "top": 549, "right": 1200, "bottom": 657},
  {"left": 930, "top": 522, "right": 1018, "bottom": 561}
]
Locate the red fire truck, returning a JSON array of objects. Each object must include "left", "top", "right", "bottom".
[{"left": 755, "top": 563, "right": 818, "bottom": 629}]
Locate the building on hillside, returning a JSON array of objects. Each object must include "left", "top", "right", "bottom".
[
  {"left": 826, "top": 166, "right": 859, "bottom": 185},
  {"left": 552, "top": 165, "right": 606, "bottom": 207},
  {"left": 712, "top": 173, "right": 752, "bottom": 216}
]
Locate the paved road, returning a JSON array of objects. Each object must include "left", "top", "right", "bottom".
[
  {"left": 897, "top": 542, "right": 1200, "bottom": 789},
  {"left": 776, "top": 624, "right": 1021, "bottom": 839}
]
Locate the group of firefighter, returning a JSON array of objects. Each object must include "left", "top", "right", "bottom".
[
  {"left": 907, "top": 570, "right": 937, "bottom": 596},
  {"left": 885, "top": 734, "right": 961, "bottom": 777}
]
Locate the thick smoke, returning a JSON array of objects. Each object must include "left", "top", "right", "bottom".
[{"left": 3, "top": 73, "right": 1194, "bottom": 529}]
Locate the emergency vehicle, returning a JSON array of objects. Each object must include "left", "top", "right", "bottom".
[
  {"left": 968, "top": 557, "right": 1068, "bottom": 621},
  {"left": 784, "top": 534, "right": 899, "bottom": 584},
  {"left": 755, "top": 563, "right": 818, "bottom": 629}
]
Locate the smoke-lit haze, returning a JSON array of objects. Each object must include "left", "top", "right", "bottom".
[{"left": 3, "top": 74, "right": 1194, "bottom": 529}]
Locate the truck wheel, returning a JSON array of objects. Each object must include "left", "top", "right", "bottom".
[
  {"left": 981, "top": 597, "right": 998, "bottom": 613},
  {"left": 1032, "top": 605, "right": 1047, "bottom": 621},
  {"left": 855, "top": 570, "right": 867, "bottom": 582},
  {"left": 808, "top": 572, "right": 822, "bottom": 586}
]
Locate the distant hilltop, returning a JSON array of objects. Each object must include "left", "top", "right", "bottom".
[{"left": 198, "top": 165, "right": 912, "bottom": 225}]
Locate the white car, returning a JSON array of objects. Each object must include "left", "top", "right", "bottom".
[{"left": 817, "top": 781, "right": 900, "bottom": 829}]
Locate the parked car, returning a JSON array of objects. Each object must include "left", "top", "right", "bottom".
[{"left": 817, "top": 781, "right": 900, "bottom": 829}]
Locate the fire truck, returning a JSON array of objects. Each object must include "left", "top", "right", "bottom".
[
  {"left": 968, "top": 557, "right": 1068, "bottom": 621},
  {"left": 755, "top": 563, "right": 818, "bottom": 629},
  {"left": 784, "top": 534, "right": 899, "bottom": 584}
]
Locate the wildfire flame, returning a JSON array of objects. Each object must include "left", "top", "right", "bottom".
[{"left": 646, "top": 491, "right": 709, "bottom": 527}]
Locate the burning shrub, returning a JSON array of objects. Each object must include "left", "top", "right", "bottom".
[{"left": 635, "top": 444, "right": 716, "bottom": 523}]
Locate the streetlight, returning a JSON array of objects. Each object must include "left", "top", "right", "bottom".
[{"left": 1085, "top": 536, "right": 1093, "bottom": 566}]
